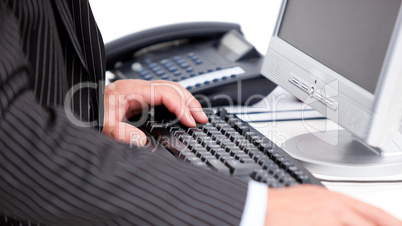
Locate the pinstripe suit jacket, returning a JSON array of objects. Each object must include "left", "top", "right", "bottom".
[{"left": 0, "top": 0, "right": 248, "bottom": 225}]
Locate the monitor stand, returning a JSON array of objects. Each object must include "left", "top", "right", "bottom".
[{"left": 285, "top": 130, "right": 402, "bottom": 179}]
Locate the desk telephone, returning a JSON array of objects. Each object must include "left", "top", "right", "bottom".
[{"left": 105, "top": 22, "right": 276, "bottom": 106}]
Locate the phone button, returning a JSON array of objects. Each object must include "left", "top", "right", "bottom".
[
  {"left": 155, "top": 70, "right": 165, "bottom": 76},
  {"left": 167, "top": 66, "right": 178, "bottom": 72},
  {"left": 160, "top": 59, "right": 171, "bottom": 65},
  {"left": 143, "top": 74, "right": 153, "bottom": 80},
  {"left": 179, "top": 62, "right": 190, "bottom": 69},
  {"left": 139, "top": 68, "right": 148, "bottom": 75},
  {"left": 194, "top": 59, "right": 203, "bottom": 65}
]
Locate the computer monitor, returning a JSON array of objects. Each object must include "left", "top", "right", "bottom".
[{"left": 261, "top": 0, "right": 402, "bottom": 178}]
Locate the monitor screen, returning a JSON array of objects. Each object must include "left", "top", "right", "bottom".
[{"left": 278, "top": 0, "right": 401, "bottom": 94}]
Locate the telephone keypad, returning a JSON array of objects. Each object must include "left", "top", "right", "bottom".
[
  {"left": 127, "top": 47, "right": 257, "bottom": 98},
  {"left": 136, "top": 54, "right": 204, "bottom": 82}
]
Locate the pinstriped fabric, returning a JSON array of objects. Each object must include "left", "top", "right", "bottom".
[{"left": 0, "top": 0, "right": 248, "bottom": 225}]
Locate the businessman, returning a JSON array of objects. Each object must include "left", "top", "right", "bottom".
[{"left": 0, "top": 1, "right": 400, "bottom": 225}]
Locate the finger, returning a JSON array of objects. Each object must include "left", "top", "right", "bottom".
[
  {"left": 174, "top": 82, "right": 208, "bottom": 123},
  {"left": 152, "top": 82, "right": 197, "bottom": 127},
  {"left": 109, "top": 122, "right": 147, "bottom": 146},
  {"left": 184, "top": 94, "right": 208, "bottom": 124},
  {"left": 125, "top": 80, "right": 206, "bottom": 126},
  {"left": 104, "top": 85, "right": 129, "bottom": 124},
  {"left": 160, "top": 93, "right": 196, "bottom": 127},
  {"left": 340, "top": 210, "right": 376, "bottom": 226},
  {"left": 159, "top": 82, "right": 208, "bottom": 125},
  {"left": 103, "top": 95, "right": 132, "bottom": 141},
  {"left": 339, "top": 194, "right": 402, "bottom": 226}
]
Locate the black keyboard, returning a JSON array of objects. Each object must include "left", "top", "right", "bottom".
[{"left": 142, "top": 107, "right": 322, "bottom": 187}]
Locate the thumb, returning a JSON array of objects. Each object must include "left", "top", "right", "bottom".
[{"left": 109, "top": 122, "right": 147, "bottom": 146}]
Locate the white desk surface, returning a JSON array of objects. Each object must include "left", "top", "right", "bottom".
[{"left": 90, "top": 0, "right": 402, "bottom": 220}]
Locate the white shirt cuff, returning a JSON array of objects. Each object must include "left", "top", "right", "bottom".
[{"left": 239, "top": 180, "right": 268, "bottom": 226}]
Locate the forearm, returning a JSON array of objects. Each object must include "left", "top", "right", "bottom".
[
  {"left": 0, "top": 3, "right": 248, "bottom": 223},
  {"left": 0, "top": 90, "right": 248, "bottom": 225}
]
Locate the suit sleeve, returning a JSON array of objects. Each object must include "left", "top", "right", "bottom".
[{"left": 0, "top": 3, "right": 248, "bottom": 225}]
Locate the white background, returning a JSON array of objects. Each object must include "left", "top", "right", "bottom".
[{"left": 89, "top": 0, "right": 282, "bottom": 54}]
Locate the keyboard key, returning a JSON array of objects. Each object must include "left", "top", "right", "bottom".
[
  {"left": 258, "top": 137, "right": 274, "bottom": 150},
  {"left": 235, "top": 153, "right": 249, "bottom": 160},
  {"left": 220, "top": 156, "right": 235, "bottom": 164},
  {"left": 238, "top": 126, "right": 251, "bottom": 136},
  {"left": 187, "top": 128, "right": 203, "bottom": 135},
  {"left": 223, "top": 143, "right": 237, "bottom": 151},
  {"left": 253, "top": 153, "right": 266, "bottom": 161},
  {"left": 177, "top": 134, "right": 192, "bottom": 142},
  {"left": 193, "top": 147, "right": 209, "bottom": 155},
  {"left": 240, "top": 158, "right": 255, "bottom": 164},
  {"left": 195, "top": 151, "right": 210, "bottom": 158},
  {"left": 280, "top": 160, "right": 294, "bottom": 170},
  {"left": 199, "top": 136, "right": 213, "bottom": 146},
  {"left": 225, "top": 160, "right": 260, "bottom": 176},
  {"left": 206, "top": 144, "right": 221, "bottom": 152},
  {"left": 210, "top": 148, "right": 226, "bottom": 156},
  {"left": 212, "top": 134, "right": 226, "bottom": 142},
  {"left": 247, "top": 148, "right": 260, "bottom": 158},
  {"left": 191, "top": 160, "right": 207, "bottom": 168},
  {"left": 201, "top": 155, "right": 216, "bottom": 162},
  {"left": 184, "top": 140, "right": 199, "bottom": 149},
  {"left": 245, "top": 131, "right": 257, "bottom": 140},
  {"left": 258, "top": 157, "right": 275, "bottom": 166},
  {"left": 206, "top": 159, "right": 230, "bottom": 175},
  {"left": 251, "top": 169, "right": 271, "bottom": 182},
  {"left": 179, "top": 153, "right": 197, "bottom": 162},
  {"left": 293, "top": 170, "right": 310, "bottom": 183},
  {"left": 215, "top": 152, "right": 231, "bottom": 159},
  {"left": 229, "top": 148, "right": 244, "bottom": 156}
]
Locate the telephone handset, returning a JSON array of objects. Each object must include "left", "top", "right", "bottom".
[{"left": 105, "top": 22, "right": 276, "bottom": 106}]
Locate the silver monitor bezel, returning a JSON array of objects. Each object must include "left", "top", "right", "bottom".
[{"left": 262, "top": 0, "right": 402, "bottom": 149}]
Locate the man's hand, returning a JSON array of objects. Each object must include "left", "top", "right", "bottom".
[
  {"left": 266, "top": 185, "right": 402, "bottom": 226},
  {"left": 103, "top": 79, "right": 208, "bottom": 145}
]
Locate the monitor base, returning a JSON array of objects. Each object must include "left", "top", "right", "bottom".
[{"left": 285, "top": 130, "right": 402, "bottom": 179}]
